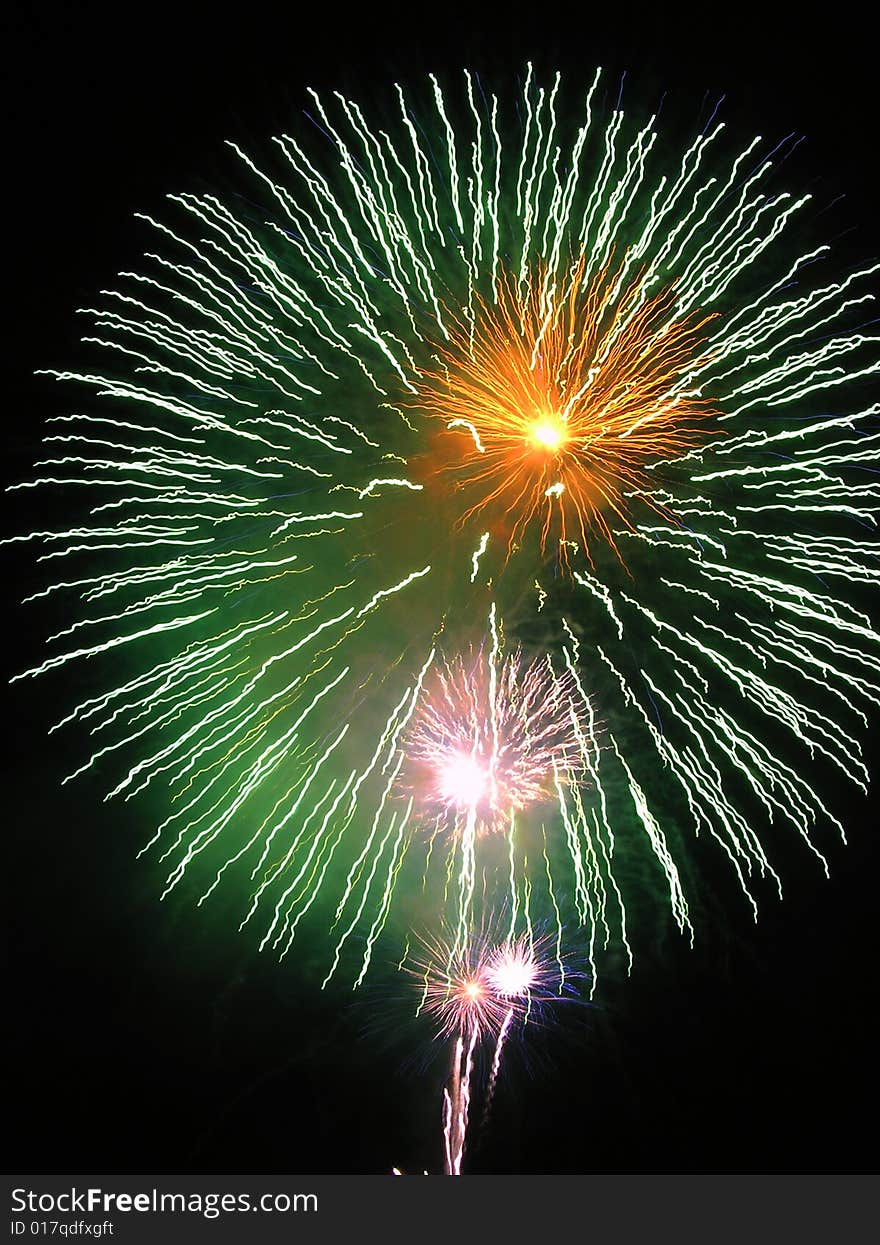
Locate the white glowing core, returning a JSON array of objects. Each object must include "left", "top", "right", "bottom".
[
  {"left": 487, "top": 950, "right": 537, "bottom": 998},
  {"left": 439, "top": 752, "right": 490, "bottom": 808}
]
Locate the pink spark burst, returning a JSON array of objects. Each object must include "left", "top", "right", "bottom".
[
  {"left": 416, "top": 941, "right": 511, "bottom": 1042},
  {"left": 412, "top": 930, "right": 560, "bottom": 1042},
  {"left": 404, "top": 646, "right": 589, "bottom": 835}
]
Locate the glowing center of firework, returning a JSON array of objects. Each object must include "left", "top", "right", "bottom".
[
  {"left": 439, "top": 752, "right": 491, "bottom": 810},
  {"left": 462, "top": 979, "right": 483, "bottom": 1001},
  {"left": 416, "top": 258, "right": 717, "bottom": 564},
  {"left": 529, "top": 414, "right": 568, "bottom": 453},
  {"left": 487, "top": 949, "right": 537, "bottom": 998}
]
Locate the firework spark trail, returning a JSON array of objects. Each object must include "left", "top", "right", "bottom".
[
  {"left": 484, "top": 1006, "right": 516, "bottom": 1118},
  {"left": 481, "top": 934, "right": 547, "bottom": 1120},
  {"left": 412, "top": 934, "right": 496, "bottom": 1176},
  {"left": 7, "top": 65, "right": 879, "bottom": 984},
  {"left": 442, "top": 1022, "right": 479, "bottom": 1176},
  {"left": 416, "top": 930, "right": 560, "bottom": 1173}
]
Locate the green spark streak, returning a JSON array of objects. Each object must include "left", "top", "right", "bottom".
[
  {"left": 542, "top": 832, "right": 566, "bottom": 991},
  {"left": 506, "top": 816, "right": 518, "bottom": 942},
  {"left": 452, "top": 807, "right": 479, "bottom": 960}
]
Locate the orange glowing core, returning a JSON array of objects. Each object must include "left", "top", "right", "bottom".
[
  {"left": 415, "top": 257, "right": 718, "bottom": 564},
  {"left": 528, "top": 414, "right": 568, "bottom": 453}
]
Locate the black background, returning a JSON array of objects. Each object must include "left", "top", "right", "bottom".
[{"left": 4, "top": 1, "right": 878, "bottom": 1175}]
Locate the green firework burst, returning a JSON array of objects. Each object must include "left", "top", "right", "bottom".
[{"left": 7, "top": 65, "right": 879, "bottom": 990}]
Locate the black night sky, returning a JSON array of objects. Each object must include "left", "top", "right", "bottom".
[{"left": 5, "top": 2, "right": 878, "bottom": 1177}]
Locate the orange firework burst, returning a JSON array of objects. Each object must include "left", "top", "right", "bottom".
[{"left": 415, "top": 257, "right": 719, "bottom": 566}]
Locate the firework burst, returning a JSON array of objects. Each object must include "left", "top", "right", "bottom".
[
  {"left": 411, "top": 926, "right": 563, "bottom": 1174},
  {"left": 414, "top": 939, "right": 510, "bottom": 1043},
  {"left": 403, "top": 643, "right": 589, "bottom": 836},
  {"left": 416, "top": 256, "right": 718, "bottom": 564},
  {"left": 413, "top": 927, "right": 562, "bottom": 1037},
  {"left": 486, "top": 933, "right": 548, "bottom": 1000},
  {"left": 7, "top": 65, "right": 879, "bottom": 991}
]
